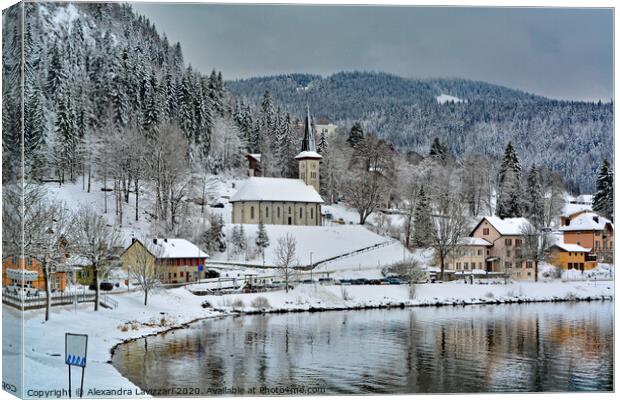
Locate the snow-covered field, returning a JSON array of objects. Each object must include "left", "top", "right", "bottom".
[{"left": 3, "top": 278, "right": 613, "bottom": 397}]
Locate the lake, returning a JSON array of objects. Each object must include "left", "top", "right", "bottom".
[{"left": 112, "top": 302, "right": 613, "bottom": 395}]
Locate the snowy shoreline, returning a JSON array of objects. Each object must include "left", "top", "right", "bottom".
[{"left": 3, "top": 281, "right": 614, "bottom": 398}]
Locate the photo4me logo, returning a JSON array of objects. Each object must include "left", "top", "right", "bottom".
[{"left": 2, "top": 381, "right": 17, "bottom": 393}]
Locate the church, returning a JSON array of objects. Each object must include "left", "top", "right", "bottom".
[{"left": 231, "top": 107, "right": 324, "bottom": 226}]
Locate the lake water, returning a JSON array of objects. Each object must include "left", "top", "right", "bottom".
[{"left": 112, "top": 302, "right": 613, "bottom": 395}]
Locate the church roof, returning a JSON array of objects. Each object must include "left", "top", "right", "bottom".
[
  {"left": 230, "top": 177, "right": 324, "bottom": 203},
  {"left": 295, "top": 151, "right": 322, "bottom": 160}
]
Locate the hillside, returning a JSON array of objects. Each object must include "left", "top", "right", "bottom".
[{"left": 228, "top": 72, "right": 613, "bottom": 192}]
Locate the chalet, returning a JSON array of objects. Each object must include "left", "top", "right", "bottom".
[
  {"left": 468, "top": 216, "right": 536, "bottom": 281},
  {"left": 120, "top": 238, "right": 209, "bottom": 284},
  {"left": 559, "top": 212, "right": 613, "bottom": 263},
  {"left": 548, "top": 243, "right": 597, "bottom": 271},
  {"left": 246, "top": 153, "right": 261, "bottom": 177},
  {"left": 2, "top": 255, "right": 68, "bottom": 292},
  {"left": 233, "top": 106, "right": 323, "bottom": 226}
]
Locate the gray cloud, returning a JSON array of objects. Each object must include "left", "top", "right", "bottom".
[{"left": 132, "top": 3, "right": 613, "bottom": 101}]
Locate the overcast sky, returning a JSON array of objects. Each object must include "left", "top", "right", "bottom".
[{"left": 131, "top": 3, "right": 613, "bottom": 101}]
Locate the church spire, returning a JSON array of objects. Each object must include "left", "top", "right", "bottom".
[{"left": 300, "top": 103, "right": 317, "bottom": 153}]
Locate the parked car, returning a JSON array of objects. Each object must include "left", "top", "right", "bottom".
[
  {"left": 351, "top": 278, "right": 369, "bottom": 285},
  {"left": 318, "top": 277, "right": 334, "bottom": 284},
  {"left": 383, "top": 277, "right": 407, "bottom": 285},
  {"left": 210, "top": 203, "right": 225, "bottom": 208},
  {"left": 99, "top": 281, "right": 114, "bottom": 291},
  {"left": 301, "top": 279, "right": 316, "bottom": 284},
  {"left": 6, "top": 284, "right": 39, "bottom": 297},
  {"left": 368, "top": 279, "right": 382, "bottom": 285},
  {"left": 336, "top": 218, "right": 346, "bottom": 225}
]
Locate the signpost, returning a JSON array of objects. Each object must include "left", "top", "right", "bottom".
[{"left": 65, "top": 333, "right": 88, "bottom": 398}]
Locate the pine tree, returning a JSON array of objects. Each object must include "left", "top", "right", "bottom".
[
  {"left": 496, "top": 142, "right": 523, "bottom": 218},
  {"left": 593, "top": 159, "right": 614, "bottom": 221},
  {"left": 413, "top": 186, "right": 432, "bottom": 247},
  {"left": 429, "top": 137, "right": 449, "bottom": 161},
  {"left": 347, "top": 122, "right": 364, "bottom": 147},
  {"left": 524, "top": 165, "right": 544, "bottom": 226},
  {"left": 255, "top": 220, "right": 270, "bottom": 263},
  {"left": 55, "top": 87, "right": 78, "bottom": 182},
  {"left": 203, "top": 214, "right": 226, "bottom": 253},
  {"left": 46, "top": 41, "right": 66, "bottom": 100}
]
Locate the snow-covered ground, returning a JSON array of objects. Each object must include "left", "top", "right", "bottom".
[
  {"left": 212, "top": 224, "right": 404, "bottom": 268},
  {"left": 2, "top": 289, "right": 224, "bottom": 398},
  {"left": 203, "top": 280, "right": 613, "bottom": 313}
]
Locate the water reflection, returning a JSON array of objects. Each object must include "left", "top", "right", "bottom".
[{"left": 112, "top": 302, "right": 613, "bottom": 394}]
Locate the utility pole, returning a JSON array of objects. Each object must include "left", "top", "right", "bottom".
[{"left": 310, "top": 252, "right": 313, "bottom": 281}]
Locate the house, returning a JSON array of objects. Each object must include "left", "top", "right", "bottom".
[
  {"left": 2, "top": 255, "right": 68, "bottom": 292},
  {"left": 548, "top": 243, "right": 597, "bottom": 271},
  {"left": 559, "top": 212, "right": 613, "bottom": 263},
  {"left": 232, "top": 106, "right": 324, "bottom": 226},
  {"left": 468, "top": 216, "right": 536, "bottom": 281},
  {"left": 314, "top": 117, "right": 338, "bottom": 141},
  {"left": 445, "top": 237, "right": 492, "bottom": 273},
  {"left": 246, "top": 153, "right": 261, "bottom": 177},
  {"left": 120, "top": 238, "right": 209, "bottom": 284}
]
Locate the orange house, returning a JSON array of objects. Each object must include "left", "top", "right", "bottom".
[
  {"left": 560, "top": 212, "right": 613, "bottom": 263},
  {"left": 548, "top": 243, "right": 597, "bottom": 271},
  {"left": 2, "top": 255, "right": 68, "bottom": 292}
]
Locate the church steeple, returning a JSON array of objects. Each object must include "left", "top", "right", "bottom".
[
  {"left": 295, "top": 103, "right": 322, "bottom": 193},
  {"left": 300, "top": 103, "right": 317, "bottom": 153}
]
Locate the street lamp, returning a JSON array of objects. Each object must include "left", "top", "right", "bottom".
[{"left": 310, "top": 252, "right": 313, "bottom": 282}]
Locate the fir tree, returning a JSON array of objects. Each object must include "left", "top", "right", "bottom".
[
  {"left": 203, "top": 214, "right": 226, "bottom": 253},
  {"left": 46, "top": 41, "right": 66, "bottom": 100},
  {"left": 413, "top": 186, "right": 432, "bottom": 247},
  {"left": 496, "top": 142, "right": 523, "bottom": 218},
  {"left": 347, "top": 122, "right": 364, "bottom": 147},
  {"left": 524, "top": 165, "right": 544, "bottom": 226},
  {"left": 593, "top": 159, "right": 614, "bottom": 221},
  {"left": 255, "top": 220, "right": 270, "bottom": 264},
  {"left": 429, "top": 137, "right": 449, "bottom": 161}
]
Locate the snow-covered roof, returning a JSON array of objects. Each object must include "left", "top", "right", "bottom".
[
  {"left": 247, "top": 153, "right": 261, "bottom": 162},
  {"left": 476, "top": 216, "right": 532, "bottom": 236},
  {"left": 294, "top": 151, "right": 322, "bottom": 160},
  {"left": 559, "top": 212, "right": 613, "bottom": 232},
  {"left": 552, "top": 243, "right": 591, "bottom": 253},
  {"left": 151, "top": 239, "right": 209, "bottom": 259},
  {"left": 230, "top": 177, "right": 324, "bottom": 203},
  {"left": 561, "top": 203, "right": 592, "bottom": 217},
  {"left": 457, "top": 237, "right": 492, "bottom": 246}
]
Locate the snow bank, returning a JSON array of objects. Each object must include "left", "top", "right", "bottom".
[
  {"left": 204, "top": 280, "right": 613, "bottom": 314},
  {"left": 2, "top": 289, "right": 224, "bottom": 398},
  {"left": 436, "top": 94, "right": 464, "bottom": 104}
]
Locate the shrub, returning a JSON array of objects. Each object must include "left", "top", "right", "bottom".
[
  {"left": 232, "top": 298, "right": 245, "bottom": 308},
  {"left": 484, "top": 291, "right": 494, "bottom": 299},
  {"left": 119, "top": 324, "right": 129, "bottom": 332},
  {"left": 251, "top": 296, "right": 271, "bottom": 309}
]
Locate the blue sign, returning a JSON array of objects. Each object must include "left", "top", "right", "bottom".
[
  {"left": 198, "top": 265, "right": 203, "bottom": 272},
  {"left": 66, "top": 355, "right": 86, "bottom": 367}
]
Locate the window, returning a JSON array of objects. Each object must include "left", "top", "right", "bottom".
[
  {"left": 483, "top": 228, "right": 489, "bottom": 235},
  {"left": 456, "top": 262, "right": 461, "bottom": 270},
  {"left": 515, "top": 239, "right": 522, "bottom": 247},
  {"left": 250, "top": 206, "right": 255, "bottom": 219},
  {"left": 506, "top": 250, "right": 511, "bottom": 257},
  {"left": 477, "top": 249, "right": 482, "bottom": 256},
  {"left": 311, "top": 208, "right": 314, "bottom": 219},
  {"left": 277, "top": 207, "right": 281, "bottom": 218},
  {"left": 288, "top": 206, "right": 292, "bottom": 214},
  {"left": 464, "top": 262, "right": 469, "bottom": 270},
  {"left": 568, "top": 263, "right": 573, "bottom": 269},
  {"left": 505, "top": 239, "right": 512, "bottom": 246},
  {"left": 300, "top": 208, "right": 303, "bottom": 218},
  {"left": 180, "top": 271, "right": 184, "bottom": 277},
  {"left": 266, "top": 207, "right": 269, "bottom": 218},
  {"left": 526, "top": 261, "right": 533, "bottom": 268},
  {"left": 504, "top": 261, "right": 512, "bottom": 268}
]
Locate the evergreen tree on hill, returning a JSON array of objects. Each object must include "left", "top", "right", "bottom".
[
  {"left": 413, "top": 186, "right": 432, "bottom": 247},
  {"left": 524, "top": 165, "right": 544, "bottom": 226},
  {"left": 496, "top": 142, "right": 523, "bottom": 218},
  {"left": 593, "top": 159, "right": 614, "bottom": 221},
  {"left": 347, "top": 122, "right": 364, "bottom": 147}
]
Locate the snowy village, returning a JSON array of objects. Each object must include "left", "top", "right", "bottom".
[{"left": 1, "top": 1, "right": 615, "bottom": 398}]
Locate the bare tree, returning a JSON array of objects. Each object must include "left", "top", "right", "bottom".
[
  {"left": 344, "top": 135, "right": 394, "bottom": 224},
  {"left": 388, "top": 259, "right": 426, "bottom": 299},
  {"left": 72, "top": 206, "right": 122, "bottom": 311},
  {"left": 125, "top": 238, "right": 165, "bottom": 306},
  {"left": 430, "top": 170, "right": 469, "bottom": 280},
  {"left": 275, "top": 233, "right": 298, "bottom": 293},
  {"left": 3, "top": 183, "right": 72, "bottom": 320},
  {"left": 518, "top": 220, "right": 550, "bottom": 283}
]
